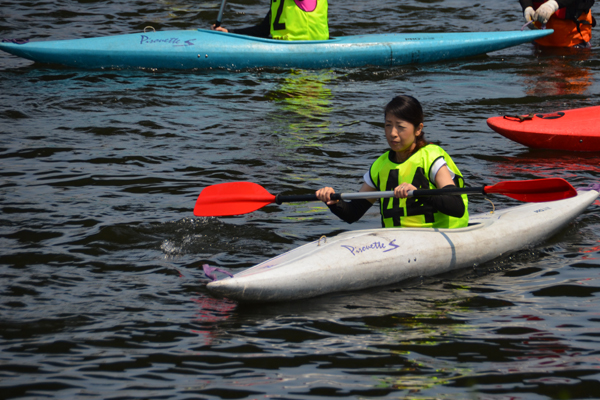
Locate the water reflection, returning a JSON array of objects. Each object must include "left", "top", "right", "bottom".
[
  {"left": 260, "top": 70, "right": 338, "bottom": 221},
  {"left": 524, "top": 47, "right": 593, "bottom": 97},
  {"left": 265, "top": 69, "right": 335, "bottom": 150},
  {"left": 191, "top": 295, "right": 237, "bottom": 346},
  {"left": 579, "top": 242, "right": 600, "bottom": 260},
  {"left": 490, "top": 151, "right": 600, "bottom": 181}
]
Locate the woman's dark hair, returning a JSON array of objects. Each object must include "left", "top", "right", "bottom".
[{"left": 384, "top": 95, "right": 429, "bottom": 152}]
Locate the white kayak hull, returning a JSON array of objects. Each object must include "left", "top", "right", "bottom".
[{"left": 207, "top": 190, "right": 598, "bottom": 303}]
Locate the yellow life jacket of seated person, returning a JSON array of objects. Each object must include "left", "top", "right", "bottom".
[
  {"left": 369, "top": 144, "right": 469, "bottom": 229},
  {"left": 270, "top": 0, "right": 329, "bottom": 40}
]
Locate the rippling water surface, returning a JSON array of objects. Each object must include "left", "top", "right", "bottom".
[{"left": 1, "top": 1, "right": 600, "bottom": 399}]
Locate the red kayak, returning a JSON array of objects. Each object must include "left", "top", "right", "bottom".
[{"left": 487, "top": 105, "right": 600, "bottom": 152}]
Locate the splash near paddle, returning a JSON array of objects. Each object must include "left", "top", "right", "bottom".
[{"left": 487, "top": 105, "right": 600, "bottom": 152}]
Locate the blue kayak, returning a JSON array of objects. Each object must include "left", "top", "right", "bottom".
[{"left": 0, "top": 28, "right": 552, "bottom": 70}]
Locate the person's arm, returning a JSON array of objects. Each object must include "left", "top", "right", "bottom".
[
  {"left": 519, "top": 0, "right": 574, "bottom": 11},
  {"left": 520, "top": 0, "right": 576, "bottom": 24},
  {"left": 555, "top": 0, "right": 577, "bottom": 6},
  {"left": 423, "top": 165, "right": 465, "bottom": 218},
  {"left": 520, "top": 0, "right": 536, "bottom": 22},
  {"left": 231, "top": 12, "right": 271, "bottom": 38},
  {"left": 519, "top": 0, "right": 534, "bottom": 10},
  {"left": 316, "top": 183, "right": 375, "bottom": 224}
]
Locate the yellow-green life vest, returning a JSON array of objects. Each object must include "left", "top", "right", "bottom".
[
  {"left": 270, "top": 0, "right": 329, "bottom": 40},
  {"left": 369, "top": 144, "right": 469, "bottom": 229}
]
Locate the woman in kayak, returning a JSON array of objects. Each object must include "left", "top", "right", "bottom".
[
  {"left": 316, "top": 95, "right": 469, "bottom": 229},
  {"left": 520, "top": 0, "right": 595, "bottom": 48},
  {"left": 211, "top": 0, "right": 328, "bottom": 41}
]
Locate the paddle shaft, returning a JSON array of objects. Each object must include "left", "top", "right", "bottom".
[
  {"left": 274, "top": 186, "right": 482, "bottom": 204},
  {"left": 215, "top": 0, "right": 228, "bottom": 27}
]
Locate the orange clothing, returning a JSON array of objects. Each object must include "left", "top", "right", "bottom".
[{"left": 534, "top": 10, "right": 593, "bottom": 47}]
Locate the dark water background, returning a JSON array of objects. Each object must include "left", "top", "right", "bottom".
[{"left": 2, "top": 1, "right": 600, "bottom": 399}]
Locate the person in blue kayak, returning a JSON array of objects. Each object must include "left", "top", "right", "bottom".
[
  {"left": 211, "top": 0, "right": 329, "bottom": 40},
  {"left": 316, "top": 95, "right": 469, "bottom": 229},
  {"left": 520, "top": 0, "right": 595, "bottom": 48}
]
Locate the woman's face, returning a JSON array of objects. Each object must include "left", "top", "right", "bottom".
[{"left": 384, "top": 113, "right": 423, "bottom": 154}]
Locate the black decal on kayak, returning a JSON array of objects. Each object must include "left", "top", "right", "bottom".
[
  {"left": 503, "top": 113, "right": 534, "bottom": 122},
  {"left": 536, "top": 112, "right": 565, "bottom": 120}
]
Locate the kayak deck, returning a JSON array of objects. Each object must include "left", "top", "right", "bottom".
[
  {"left": 487, "top": 106, "right": 600, "bottom": 152},
  {"left": 1, "top": 28, "right": 553, "bottom": 70}
]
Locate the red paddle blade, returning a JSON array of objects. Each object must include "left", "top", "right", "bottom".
[
  {"left": 194, "top": 182, "right": 276, "bottom": 217},
  {"left": 484, "top": 178, "right": 577, "bottom": 202}
]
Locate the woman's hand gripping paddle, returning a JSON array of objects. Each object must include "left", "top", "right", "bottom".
[{"left": 193, "top": 178, "right": 578, "bottom": 217}]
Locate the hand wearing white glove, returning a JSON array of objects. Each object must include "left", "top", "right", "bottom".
[
  {"left": 533, "top": 0, "right": 559, "bottom": 24},
  {"left": 524, "top": 6, "right": 535, "bottom": 22}
]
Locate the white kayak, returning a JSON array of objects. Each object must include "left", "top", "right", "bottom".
[{"left": 206, "top": 189, "right": 598, "bottom": 303}]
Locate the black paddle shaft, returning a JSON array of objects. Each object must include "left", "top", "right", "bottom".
[
  {"left": 274, "top": 186, "right": 484, "bottom": 205},
  {"left": 412, "top": 186, "right": 486, "bottom": 197},
  {"left": 215, "top": 0, "right": 228, "bottom": 27},
  {"left": 275, "top": 194, "right": 321, "bottom": 204}
]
